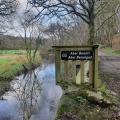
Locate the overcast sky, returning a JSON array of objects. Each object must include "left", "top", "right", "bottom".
[
  {"left": 5, "top": 0, "right": 68, "bottom": 37},
  {"left": 5, "top": 0, "right": 50, "bottom": 37},
  {"left": 4, "top": 0, "right": 27, "bottom": 36}
]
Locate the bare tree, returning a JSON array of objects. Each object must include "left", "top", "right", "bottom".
[
  {"left": 27, "top": 0, "right": 120, "bottom": 45},
  {"left": 95, "top": 0, "right": 120, "bottom": 47},
  {"left": 11, "top": 10, "right": 43, "bottom": 66},
  {"left": 0, "top": 0, "right": 19, "bottom": 34},
  {"left": 0, "top": 0, "right": 18, "bottom": 16},
  {"left": 44, "top": 18, "right": 88, "bottom": 46}
]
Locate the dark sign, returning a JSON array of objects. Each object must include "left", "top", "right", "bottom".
[{"left": 61, "top": 51, "right": 93, "bottom": 60}]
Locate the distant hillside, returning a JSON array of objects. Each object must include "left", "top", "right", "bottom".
[{"left": 0, "top": 35, "right": 44, "bottom": 50}]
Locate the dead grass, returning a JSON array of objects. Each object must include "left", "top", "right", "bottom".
[
  {"left": 0, "top": 53, "right": 41, "bottom": 80},
  {"left": 0, "top": 50, "right": 41, "bottom": 96}
]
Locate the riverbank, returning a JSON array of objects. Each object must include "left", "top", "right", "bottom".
[{"left": 0, "top": 50, "right": 42, "bottom": 96}]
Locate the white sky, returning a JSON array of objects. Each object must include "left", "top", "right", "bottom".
[
  {"left": 5, "top": 0, "right": 61, "bottom": 37},
  {"left": 5, "top": 0, "right": 28, "bottom": 36}
]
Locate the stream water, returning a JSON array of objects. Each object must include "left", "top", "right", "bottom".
[{"left": 0, "top": 63, "right": 63, "bottom": 120}]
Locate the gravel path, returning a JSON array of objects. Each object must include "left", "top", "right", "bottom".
[{"left": 99, "top": 50, "right": 120, "bottom": 99}]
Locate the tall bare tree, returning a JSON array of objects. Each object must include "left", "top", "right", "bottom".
[
  {"left": 28, "top": 0, "right": 120, "bottom": 45},
  {"left": 44, "top": 18, "right": 88, "bottom": 46},
  {"left": 95, "top": 0, "right": 120, "bottom": 46},
  {"left": 0, "top": 0, "right": 19, "bottom": 34},
  {"left": 0, "top": 0, "right": 18, "bottom": 16}
]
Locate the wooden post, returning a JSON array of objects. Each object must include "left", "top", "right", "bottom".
[
  {"left": 81, "top": 61, "right": 85, "bottom": 84},
  {"left": 76, "top": 63, "right": 81, "bottom": 85},
  {"left": 92, "top": 45, "right": 99, "bottom": 91},
  {"left": 61, "top": 60, "right": 64, "bottom": 75},
  {"left": 72, "top": 61, "right": 76, "bottom": 83},
  {"left": 89, "top": 61, "right": 93, "bottom": 84},
  {"left": 55, "top": 49, "right": 61, "bottom": 83},
  {"left": 64, "top": 60, "right": 68, "bottom": 82},
  {"left": 53, "top": 45, "right": 100, "bottom": 90}
]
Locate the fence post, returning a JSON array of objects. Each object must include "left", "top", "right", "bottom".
[
  {"left": 55, "top": 49, "right": 61, "bottom": 83},
  {"left": 93, "top": 45, "right": 99, "bottom": 91}
]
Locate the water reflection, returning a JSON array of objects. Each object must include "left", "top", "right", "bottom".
[{"left": 0, "top": 64, "right": 63, "bottom": 120}]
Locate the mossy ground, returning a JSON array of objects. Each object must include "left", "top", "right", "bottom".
[
  {"left": 56, "top": 81, "right": 119, "bottom": 120},
  {"left": 103, "top": 48, "right": 120, "bottom": 56}
]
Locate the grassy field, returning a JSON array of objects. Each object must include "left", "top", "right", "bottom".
[
  {"left": 0, "top": 50, "right": 41, "bottom": 96},
  {"left": 103, "top": 48, "right": 120, "bottom": 56},
  {"left": 0, "top": 50, "right": 26, "bottom": 55}
]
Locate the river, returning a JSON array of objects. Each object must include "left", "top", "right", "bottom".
[{"left": 0, "top": 63, "right": 63, "bottom": 120}]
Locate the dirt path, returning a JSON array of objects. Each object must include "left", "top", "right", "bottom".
[{"left": 99, "top": 50, "right": 120, "bottom": 99}]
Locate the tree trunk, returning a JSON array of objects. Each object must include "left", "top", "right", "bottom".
[{"left": 88, "top": 22, "right": 95, "bottom": 45}]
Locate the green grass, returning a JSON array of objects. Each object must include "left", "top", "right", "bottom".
[
  {"left": 104, "top": 47, "right": 120, "bottom": 56},
  {"left": 0, "top": 50, "right": 26, "bottom": 55},
  {"left": 0, "top": 59, "right": 11, "bottom": 65},
  {"left": 0, "top": 63, "right": 23, "bottom": 79},
  {"left": 0, "top": 50, "right": 37, "bottom": 55},
  {"left": 0, "top": 56, "right": 41, "bottom": 80},
  {"left": 0, "top": 50, "right": 41, "bottom": 96},
  {"left": 0, "top": 50, "right": 41, "bottom": 78},
  {"left": 114, "top": 50, "right": 120, "bottom": 55}
]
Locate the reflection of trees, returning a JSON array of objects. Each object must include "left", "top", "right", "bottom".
[
  {"left": 8, "top": 64, "right": 63, "bottom": 120},
  {"left": 12, "top": 9, "right": 43, "bottom": 120},
  {"left": 12, "top": 70, "right": 42, "bottom": 120}
]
